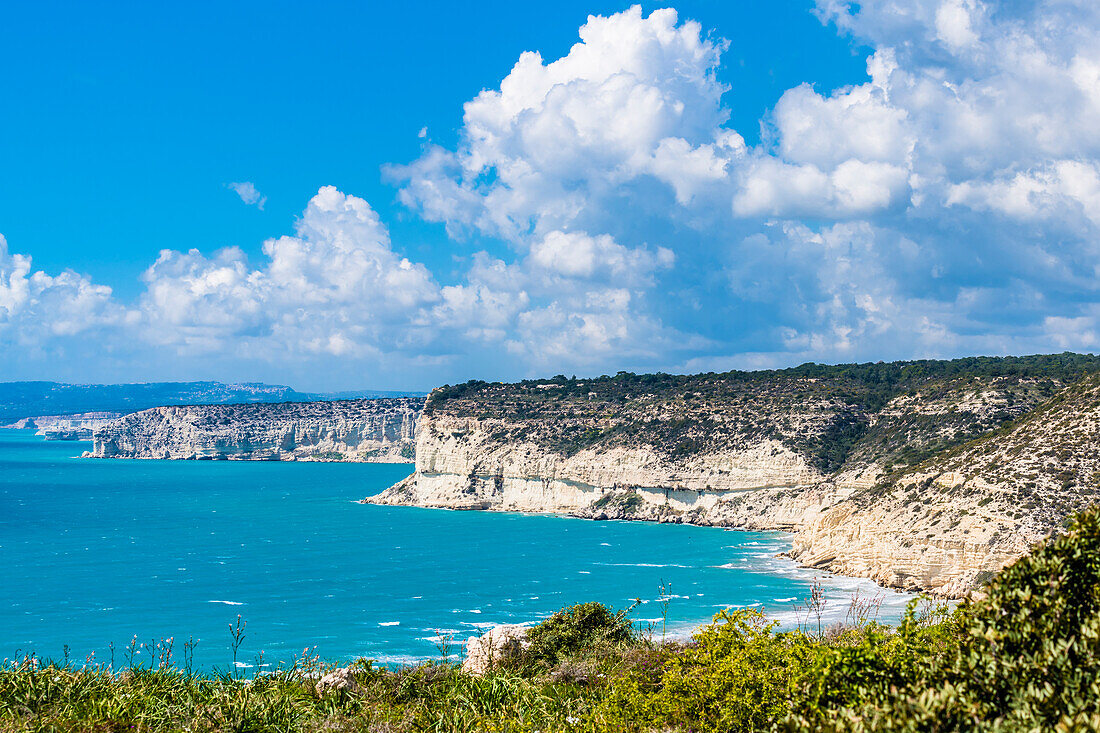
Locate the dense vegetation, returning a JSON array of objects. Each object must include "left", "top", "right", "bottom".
[
  {"left": 4, "top": 507, "right": 1098, "bottom": 732},
  {"left": 425, "top": 353, "right": 1100, "bottom": 472},
  {"left": 429, "top": 353, "right": 1100, "bottom": 407}
]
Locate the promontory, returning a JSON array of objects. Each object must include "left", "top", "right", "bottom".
[
  {"left": 91, "top": 397, "right": 422, "bottom": 462},
  {"left": 365, "top": 354, "right": 1100, "bottom": 598}
]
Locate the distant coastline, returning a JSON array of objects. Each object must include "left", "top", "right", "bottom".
[
  {"left": 6, "top": 354, "right": 1099, "bottom": 602},
  {"left": 88, "top": 397, "right": 422, "bottom": 463}
]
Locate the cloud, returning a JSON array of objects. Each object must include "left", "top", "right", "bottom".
[
  {"left": 0, "top": 235, "right": 131, "bottom": 362},
  {"left": 390, "top": 2, "right": 1100, "bottom": 370},
  {"left": 227, "top": 181, "right": 267, "bottom": 210},
  {"left": 2, "top": 175, "right": 689, "bottom": 384},
  {"left": 732, "top": 157, "right": 909, "bottom": 218},
  {"left": 946, "top": 160, "right": 1100, "bottom": 231},
  {"left": 9, "top": 3, "right": 1100, "bottom": 386},
  {"left": 726, "top": 222, "right": 960, "bottom": 359},
  {"left": 141, "top": 186, "right": 440, "bottom": 357},
  {"left": 387, "top": 5, "right": 734, "bottom": 242},
  {"left": 529, "top": 231, "right": 673, "bottom": 284},
  {"left": 428, "top": 229, "right": 680, "bottom": 367}
]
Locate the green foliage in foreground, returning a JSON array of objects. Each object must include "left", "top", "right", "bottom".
[
  {"left": 3, "top": 509, "right": 1100, "bottom": 732},
  {"left": 523, "top": 602, "right": 635, "bottom": 667}
]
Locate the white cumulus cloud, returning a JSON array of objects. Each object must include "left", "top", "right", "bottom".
[
  {"left": 388, "top": 5, "right": 734, "bottom": 242},
  {"left": 0, "top": 235, "right": 131, "bottom": 363},
  {"left": 228, "top": 181, "right": 267, "bottom": 210},
  {"left": 10, "top": 3, "right": 1100, "bottom": 384},
  {"left": 141, "top": 186, "right": 440, "bottom": 357}
]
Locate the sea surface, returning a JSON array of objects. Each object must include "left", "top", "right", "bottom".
[{"left": 0, "top": 429, "right": 917, "bottom": 672}]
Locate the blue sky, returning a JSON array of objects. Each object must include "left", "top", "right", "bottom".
[
  {"left": 2, "top": 1, "right": 1099, "bottom": 390},
  {"left": 1, "top": 0, "right": 864, "bottom": 294}
]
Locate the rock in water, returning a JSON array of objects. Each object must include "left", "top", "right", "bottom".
[
  {"left": 315, "top": 667, "right": 360, "bottom": 695},
  {"left": 462, "top": 624, "right": 530, "bottom": 675}
]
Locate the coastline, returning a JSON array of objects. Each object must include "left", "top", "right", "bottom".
[
  {"left": 361, "top": 490, "right": 938, "bottom": 603},
  {"left": 370, "top": 513, "right": 925, "bottom": 668},
  {"left": 5, "top": 429, "right": 881, "bottom": 672}
]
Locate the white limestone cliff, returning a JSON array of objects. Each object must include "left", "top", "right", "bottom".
[
  {"left": 4, "top": 412, "right": 124, "bottom": 440},
  {"left": 91, "top": 398, "right": 422, "bottom": 462},
  {"left": 364, "top": 367, "right": 1100, "bottom": 599}
]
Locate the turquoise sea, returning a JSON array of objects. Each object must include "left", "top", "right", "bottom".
[{"left": 0, "top": 429, "right": 915, "bottom": 672}]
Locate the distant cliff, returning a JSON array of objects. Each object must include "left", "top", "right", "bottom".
[
  {"left": 92, "top": 398, "right": 423, "bottom": 462},
  {"left": 365, "top": 354, "right": 1100, "bottom": 597},
  {"left": 3, "top": 412, "right": 124, "bottom": 440}
]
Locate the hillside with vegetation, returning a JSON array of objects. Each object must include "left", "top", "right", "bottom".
[
  {"left": 424, "top": 354, "right": 1100, "bottom": 473},
  {"left": 4, "top": 507, "right": 1098, "bottom": 732},
  {"left": 792, "top": 371, "right": 1100, "bottom": 597},
  {"left": 370, "top": 353, "right": 1100, "bottom": 597}
]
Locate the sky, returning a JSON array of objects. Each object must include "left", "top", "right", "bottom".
[{"left": 2, "top": 0, "right": 1100, "bottom": 391}]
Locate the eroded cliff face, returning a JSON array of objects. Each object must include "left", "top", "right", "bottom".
[
  {"left": 92, "top": 398, "right": 422, "bottom": 462},
  {"left": 365, "top": 357, "right": 1100, "bottom": 598},
  {"left": 790, "top": 373, "right": 1100, "bottom": 597},
  {"left": 369, "top": 413, "right": 847, "bottom": 526}
]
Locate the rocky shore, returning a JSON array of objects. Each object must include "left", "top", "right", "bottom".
[{"left": 364, "top": 356, "right": 1100, "bottom": 598}]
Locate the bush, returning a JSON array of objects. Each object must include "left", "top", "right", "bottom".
[
  {"left": 523, "top": 602, "right": 635, "bottom": 666},
  {"left": 946, "top": 505, "right": 1100, "bottom": 729},
  {"left": 600, "top": 609, "right": 814, "bottom": 732},
  {"left": 781, "top": 604, "right": 966, "bottom": 730}
]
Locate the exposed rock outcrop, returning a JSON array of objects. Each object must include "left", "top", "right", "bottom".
[
  {"left": 462, "top": 625, "right": 531, "bottom": 675},
  {"left": 315, "top": 667, "right": 361, "bottom": 695},
  {"left": 365, "top": 356, "right": 1100, "bottom": 597},
  {"left": 91, "top": 398, "right": 422, "bottom": 462},
  {"left": 790, "top": 373, "right": 1100, "bottom": 597}
]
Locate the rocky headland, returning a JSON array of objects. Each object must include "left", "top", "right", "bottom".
[
  {"left": 91, "top": 398, "right": 423, "bottom": 462},
  {"left": 4, "top": 411, "right": 124, "bottom": 440},
  {"left": 365, "top": 354, "right": 1100, "bottom": 598}
]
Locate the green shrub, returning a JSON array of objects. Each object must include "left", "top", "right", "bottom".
[
  {"left": 782, "top": 604, "right": 966, "bottom": 730},
  {"left": 598, "top": 609, "right": 814, "bottom": 732},
  {"left": 951, "top": 505, "right": 1100, "bottom": 729},
  {"left": 524, "top": 602, "right": 635, "bottom": 666},
  {"left": 591, "top": 491, "right": 644, "bottom": 513}
]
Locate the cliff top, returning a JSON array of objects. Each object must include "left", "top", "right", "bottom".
[
  {"left": 100, "top": 396, "right": 425, "bottom": 433},
  {"left": 423, "top": 353, "right": 1100, "bottom": 475}
]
